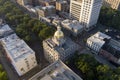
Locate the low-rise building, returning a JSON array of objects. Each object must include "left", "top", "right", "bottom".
[
  {"left": 56, "top": 0, "right": 68, "bottom": 12},
  {"left": 58, "top": 12, "right": 70, "bottom": 19},
  {"left": 61, "top": 19, "right": 84, "bottom": 36},
  {"left": 103, "top": 0, "right": 120, "bottom": 10},
  {"left": 105, "top": 29, "right": 120, "bottom": 42},
  {"left": 0, "top": 24, "right": 13, "bottom": 38},
  {"left": 38, "top": 0, "right": 56, "bottom": 6},
  {"left": 86, "top": 32, "right": 111, "bottom": 54},
  {"left": 43, "top": 26, "right": 79, "bottom": 63},
  {"left": 29, "top": 60, "right": 83, "bottom": 80},
  {"left": 24, "top": 5, "right": 36, "bottom": 13},
  {"left": 100, "top": 39, "right": 120, "bottom": 65},
  {"left": 36, "top": 5, "right": 56, "bottom": 17},
  {"left": 39, "top": 15, "right": 63, "bottom": 26},
  {"left": 16, "top": 0, "right": 33, "bottom": 6},
  {"left": 0, "top": 34, "right": 37, "bottom": 76},
  {"left": 87, "top": 32, "right": 120, "bottom": 65}
]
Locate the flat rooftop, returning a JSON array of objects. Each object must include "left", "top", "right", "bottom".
[
  {"left": 1, "top": 34, "right": 34, "bottom": 62},
  {"left": 61, "top": 19, "right": 83, "bottom": 30},
  {"left": 0, "top": 24, "right": 13, "bottom": 36},
  {"left": 39, "top": 0, "right": 56, "bottom": 2},
  {"left": 42, "top": 5, "right": 55, "bottom": 10},
  {"left": 105, "top": 29, "right": 120, "bottom": 41},
  {"left": 29, "top": 60, "right": 83, "bottom": 80},
  {"left": 57, "top": 0, "right": 67, "bottom": 3},
  {"left": 88, "top": 32, "right": 111, "bottom": 47},
  {"left": 102, "top": 39, "right": 120, "bottom": 59}
]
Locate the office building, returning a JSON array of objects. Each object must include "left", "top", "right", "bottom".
[
  {"left": 43, "top": 26, "right": 79, "bottom": 63},
  {"left": 103, "top": 0, "right": 120, "bottom": 10},
  {"left": 0, "top": 34, "right": 37, "bottom": 76},
  {"left": 29, "top": 60, "right": 83, "bottom": 80},
  {"left": 70, "top": 0, "right": 103, "bottom": 30}
]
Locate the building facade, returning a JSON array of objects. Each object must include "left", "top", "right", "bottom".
[
  {"left": 56, "top": 0, "right": 68, "bottom": 12},
  {"left": 43, "top": 26, "right": 79, "bottom": 63},
  {"left": 16, "top": 0, "right": 33, "bottom": 6},
  {"left": 103, "top": 0, "right": 120, "bottom": 10},
  {"left": 38, "top": 0, "right": 56, "bottom": 6},
  {"left": 37, "top": 5, "right": 56, "bottom": 17},
  {"left": 86, "top": 32, "right": 111, "bottom": 54},
  {"left": 29, "top": 60, "right": 83, "bottom": 80},
  {"left": 70, "top": 0, "right": 103, "bottom": 30},
  {"left": 0, "top": 34, "right": 37, "bottom": 76},
  {"left": 87, "top": 32, "right": 120, "bottom": 65}
]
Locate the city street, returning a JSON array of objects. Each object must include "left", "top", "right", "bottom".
[{"left": 71, "top": 23, "right": 117, "bottom": 69}]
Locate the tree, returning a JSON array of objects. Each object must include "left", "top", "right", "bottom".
[
  {"left": 39, "top": 27, "right": 55, "bottom": 40},
  {"left": 0, "top": 64, "right": 8, "bottom": 80},
  {"left": 99, "top": 6, "right": 120, "bottom": 30},
  {"left": 74, "top": 54, "right": 100, "bottom": 80}
]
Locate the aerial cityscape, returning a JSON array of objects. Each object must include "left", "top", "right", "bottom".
[{"left": 0, "top": 0, "right": 120, "bottom": 80}]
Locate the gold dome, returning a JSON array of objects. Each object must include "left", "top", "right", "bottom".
[{"left": 54, "top": 26, "right": 64, "bottom": 39}]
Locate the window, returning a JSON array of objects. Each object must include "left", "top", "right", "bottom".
[{"left": 21, "top": 68, "right": 25, "bottom": 72}]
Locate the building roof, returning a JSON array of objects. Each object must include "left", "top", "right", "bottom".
[
  {"left": 45, "top": 37, "right": 77, "bottom": 55},
  {"left": 42, "top": 5, "right": 55, "bottom": 10},
  {"left": 88, "top": 32, "right": 111, "bottom": 48},
  {"left": 1, "top": 34, "right": 34, "bottom": 62},
  {"left": 40, "top": 0, "right": 56, "bottom": 2},
  {"left": 102, "top": 39, "right": 120, "bottom": 59},
  {"left": 61, "top": 19, "right": 83, "bottom": 32},
  {"left": 29, "top": 60, "right": 83, "bottom": 80},
  {"left": 54, "top": 26, "right": 64, "bottom": 40},
  {"left": 0, "top": 24, "right": 13, "bottom": 36},
  {"left": 105, "top": 29, "right": 120, "bottom": 41},
  {"left": 57, "top": 0, "right": 67, "bottom": 3}
]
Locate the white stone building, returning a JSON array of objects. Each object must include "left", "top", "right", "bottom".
[
  {"left": 29, "top": 60, "right": 83, "bottom": 80},
  {"left": 61, "top": 19, "right": 84, "bottom": 36},
  {"left": 43, "top": 26, "right": 79, "bottom": 63},
  {"left": 0, "top": 34, "right": 37, "bottom": 76},
  {"left": 86, "top": 32, "right": 111, "bottom": 54},
  {"left": 70, "top": 0, "right": 103, "bottom": 30}
]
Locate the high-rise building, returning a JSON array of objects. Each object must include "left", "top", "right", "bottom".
[
  {"left": 103, "top": 0, "right": 120, "bottom": 10},
  {"left": 70, "top": 0, "right": 103, "bottom": 30}
]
